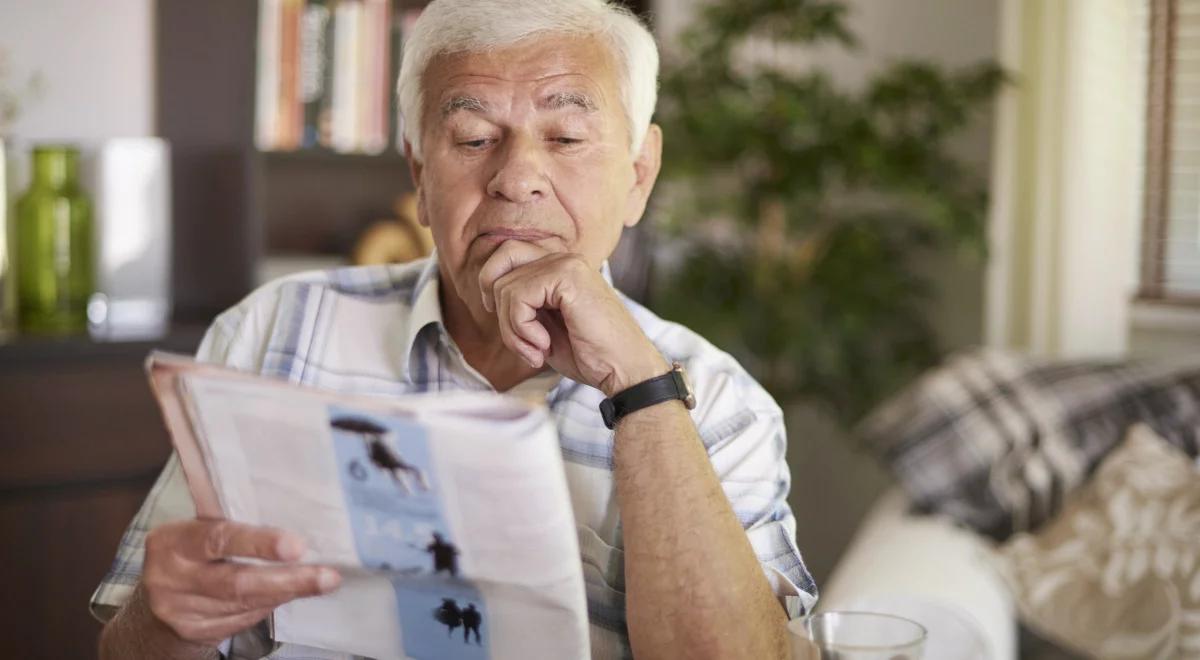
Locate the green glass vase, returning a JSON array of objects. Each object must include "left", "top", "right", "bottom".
[{"left": 14, "top": 145, "right": 95, "bottom": 335}]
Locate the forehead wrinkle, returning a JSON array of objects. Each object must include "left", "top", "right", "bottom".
[{"left": 435, "top": 69, "right": 611, "bottom": 112}]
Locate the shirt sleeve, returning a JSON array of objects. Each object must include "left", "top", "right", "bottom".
[
  {"left": 88, "top": 302, "right": 256, "bottom": 623},
  {"left": 88, "top": 453, "right": 196, "bottom": 623},
  {"left": 693, "top": 365, "right": 820, "bottom": 619}
]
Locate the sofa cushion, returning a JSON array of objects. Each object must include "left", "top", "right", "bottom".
[
  {"left": 858, "top": 348, "right": 1200, "bottom": 540},
  {"left": 996, "top": 424, "right": 1200, "bottom": 659}
]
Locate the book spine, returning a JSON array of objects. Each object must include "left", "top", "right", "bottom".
[
  {"left": 355, "top": 0, "right": 370, "bottom": 153},
  {"left": 362, "top": 0, "right": 390, "bottom": 155},
  {"left": 278, "top": 0, "right": 303, "bottom": 150},
  {"left": 376, "top": 0, "right": 392, "bottom": 154},
  {"left": 254, "top": 0, "right": 282, "bottom": 151},
  {"left": 331, "top": 0, "right": 360, "bottom": 153},
  {"left": 300, "top": 0, "right": 332, "bottom": 149},
  {"left": 389, "top": 2, "right": 403, "bottom": 153},
  {"left": 318, "top": 0, "right": 339, "bottom": 148}
]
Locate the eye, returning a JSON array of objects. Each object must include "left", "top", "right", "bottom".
[
  {"left": 458, "top": 138, "right": 492, "bottom": 150},
  {"left": 551, "top": 137, "right": 584, "bottom": 147}
]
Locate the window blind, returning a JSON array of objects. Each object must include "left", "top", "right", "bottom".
[{"left": 1141, "top": 0, "right": 1200, "bottom": 299}]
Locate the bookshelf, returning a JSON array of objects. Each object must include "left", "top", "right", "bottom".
[{"left": 156, "top": 0, "right": 650, "bottom": 323}]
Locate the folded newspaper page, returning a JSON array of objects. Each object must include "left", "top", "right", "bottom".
[{"left": 146, "top": 352, "right": 590, "bottom": 660}]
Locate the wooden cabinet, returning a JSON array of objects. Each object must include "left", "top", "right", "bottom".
[{"left": 0, "top": 330, "right": 203, "bottom": 660}]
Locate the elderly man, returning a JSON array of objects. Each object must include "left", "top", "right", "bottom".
[{"left": 93, "top": 0, "right": 816, "bottom": 658}]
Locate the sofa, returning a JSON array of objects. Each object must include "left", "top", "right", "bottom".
[{"left": 811, "top": 349, "right": 1200, "bottom": 660}]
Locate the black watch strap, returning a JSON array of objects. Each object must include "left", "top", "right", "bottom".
[{"left": 599, "top": 362, "right": 696, "bottom": 430}]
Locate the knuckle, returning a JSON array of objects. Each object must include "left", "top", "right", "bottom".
[
  {"left": 204, "top": 521, "right": 230, "bottom": 559},
  {"left": 146, "top": 595, "right": 180, "bottom": 629},
  {"left": 229, "top": 571, "right": 257, "bottom": 610},
  {"left": 142, "top": 561, "right": 169, "bottom": 590},
  {"left": 493, "top": 270, "right": 513, "bottom": 294},
  {"left": 143, "top": 527, "right": 168, "bottom": 557},
  {"left": 562, "top": 253, "right": 587, "bottom": 272},
  {"left": 170, "top": 620, "right": 205, "bottom": 643},
  {"left": 144, "top": 588, "right": 167, "bottom": 615}
]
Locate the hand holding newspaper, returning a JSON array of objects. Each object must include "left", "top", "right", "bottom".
[{"left": 146, "top": 352, "right": 590, "bottom": 660}]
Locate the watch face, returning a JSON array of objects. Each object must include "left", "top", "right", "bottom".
[{"left": 673, "top": 362, "right": 698, "bottom": 410}]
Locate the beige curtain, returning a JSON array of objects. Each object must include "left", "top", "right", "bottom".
[{"left": 985, "top": 0, "right": 1144, "bottom": 358}]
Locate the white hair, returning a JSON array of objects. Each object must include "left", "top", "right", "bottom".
[{"left": 397, "top": 0, "right": 659, "bottom": 160}]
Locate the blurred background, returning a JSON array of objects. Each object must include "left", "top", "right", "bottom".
[{"left": 1, "top": 0, "right": 1198, "bottom": 658}]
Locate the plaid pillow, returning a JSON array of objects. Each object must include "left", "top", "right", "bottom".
[{"left": 858, "top": 348, "right": 1200, "bottom": 541}]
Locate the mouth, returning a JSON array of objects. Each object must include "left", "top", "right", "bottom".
[{"left": 475, "top": 228, "right": 557, "bottom": 244}]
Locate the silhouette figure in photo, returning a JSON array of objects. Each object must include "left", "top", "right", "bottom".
[
  {"left": 330, "top": 416, "right": 430, "bottom": 495},
  {"left": 461, "top": 603, "right": 483, "bottom": 645},
  {"left": 425, "top": 532, "right": 460, "bottom": 577},
  {"left": 434, "top": 598, "right": 462, "bottom": 637}
]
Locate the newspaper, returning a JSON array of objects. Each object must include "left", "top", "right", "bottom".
[{"left": 146, "top": 351, "right": 591, "bottom": 660}]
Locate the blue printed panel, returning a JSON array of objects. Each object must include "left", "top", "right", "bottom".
[
  {"left": 328, "top": 406, "right": 460, "bottom": 576},
  {"left": 392, "top": 575, "right": 490, "bottom": 660}
]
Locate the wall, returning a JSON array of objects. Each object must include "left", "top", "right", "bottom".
[
  {"left": 0, "top": 0, "right": 154, "bottom": 146},
  {"left": 0, "top": 0, "right": 157, "bottom": 330},
  {"left": 654, "top": 0, "right": 1001, "bottom": 585}
]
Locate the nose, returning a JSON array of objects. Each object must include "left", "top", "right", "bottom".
[{"left": 486, "top": 135, "right": 548, "bottom": 204}]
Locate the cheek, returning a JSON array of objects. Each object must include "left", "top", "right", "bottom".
[
  {"left": 550, "top": 153, "right": 630, "bottom": 266},
  {"left": 423, "top": 160, "right": 486, "bottom": 240}
]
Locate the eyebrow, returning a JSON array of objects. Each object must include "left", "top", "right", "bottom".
[
  {"left": 539, "top": 91, "right": 598, "bottom": 113},
  {"left": 440, "top": 95, "right": 488, "bottom": 118},
  {"left": 438, "top": 90, "right": 599, "bottom": 119}
]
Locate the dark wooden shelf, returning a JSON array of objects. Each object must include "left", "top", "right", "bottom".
[
  {"left": 0, "top": 325, "right": 208, "bottom": 366},
  {"left": 259, "top": 148, "right": 411, "bottom": 168}
]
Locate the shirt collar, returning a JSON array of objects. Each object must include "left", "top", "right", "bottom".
[
  {"left": 399, "top": 256, "right": 446, "bottom": 380},
  {"left": 398, "top": 253, "right": 617, "bottom": 382}
]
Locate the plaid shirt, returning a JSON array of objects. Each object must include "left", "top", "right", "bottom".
[{"left": 90, "top": 256, "right": 817, "bottom": 659}]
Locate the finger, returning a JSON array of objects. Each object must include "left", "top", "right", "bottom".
[
  {"left": 496, "top": 275, "right": 552, "bottom": 351},
  {"left": 538, "top": 309, "right": 572, "bottom": 358},
  {"left": 478, "top": 240, "right": 549, "bottom": 313},
  {"left": 164, "top": 605, "right": 276, "bottom": 647},
  {"left": 496, "top": 303, "right": 546, "bottom": 368},
  {"left": 196, "top": 563, "right": 341, "bottom": 608},
  {"left": 179, "top": 520, "right": 307, "bottom": 563},
  {"left": 538, "top": 309, "right": 580, "bottom": 377},
  {"left": 152, "top": 591, "right": 272, "bottom": 621},
  {"left": 493, "top": 277, "right": 553, "bottom": 368},
  {"left": 166, "top": 576, "right": 324, "bottom": 619}
]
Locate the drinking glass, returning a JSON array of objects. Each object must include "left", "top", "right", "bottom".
[{"left": 789, "top": 611, "right": 926, "bottom": 660}]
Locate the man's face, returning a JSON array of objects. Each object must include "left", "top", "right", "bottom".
[{"left": 410, "top": 34, "right": 659, "bottom": 315}]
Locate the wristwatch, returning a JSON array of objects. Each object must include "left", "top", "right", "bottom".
[{"left": 599, "top": 362, "right": 696, "bottom": 430}]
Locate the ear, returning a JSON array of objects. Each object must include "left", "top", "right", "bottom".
[
  {"left": 404, "top": 140, "right": 430, "bottom": 228},
  {"left": 624, "top": 124, "right": 662, "bottom": 228}
]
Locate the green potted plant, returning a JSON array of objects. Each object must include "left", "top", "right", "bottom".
[{"left": 653, "top": 0, "right": 1005, "bottom": 424}]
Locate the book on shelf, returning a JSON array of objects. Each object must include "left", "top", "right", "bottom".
[
  {"left": 254, "top": 0, "right": 281, "bottom": 151},
  {"left": 279, "top": 0, "right": 303, "bottom": 149},
  {"left": 300, "top": 0, "right": 333, "bottom": 148},
  {"left": 256, "top": 0, "right": 421, "bottom": 156}
]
